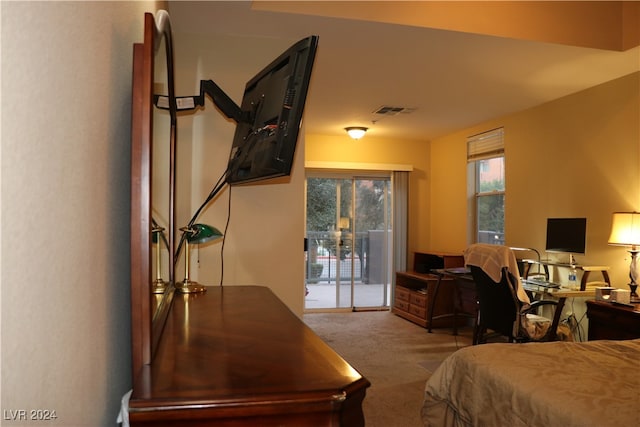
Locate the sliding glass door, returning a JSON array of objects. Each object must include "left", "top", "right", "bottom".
[{"left": 305, "top": 173, "right": 392, "bottom": 311}]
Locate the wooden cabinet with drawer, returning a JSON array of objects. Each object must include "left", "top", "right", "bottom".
[
  {"left": 409, "top": 291, "right": 428, "bottom": 318},
  {"left": 394, "top": 286, "right": 411, "bottom": 312},
  {"left": 393, "top": 271, "right": 458, "bottom": 328},
  {"left": 393, "top": 251, "right": 465, "bottom": 328}
]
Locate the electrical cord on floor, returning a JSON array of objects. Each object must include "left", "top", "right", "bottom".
[
  {"left": 561, "top": 298, "right": 587, "bottom": 342},
  {"left": 574, "top": 310, "right": 587, "bottom": 342}
]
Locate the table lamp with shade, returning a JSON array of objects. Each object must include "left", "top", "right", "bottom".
[
  {"left": 175, "top": 223, "right": 223, "bottom": 294},
  {"left": 608, "top": 212, "right": 640, "bottom": 302}
]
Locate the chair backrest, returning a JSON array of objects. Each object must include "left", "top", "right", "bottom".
[
  {"left": 464, "top": 243, "right": 530, "bottom": 304},
  {"left": 469, "top": 265, "right": 521, "bottom": 340}
]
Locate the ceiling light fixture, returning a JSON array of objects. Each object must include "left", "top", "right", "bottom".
[{"left": 345, "top": 127, "right": 368, "bottom": 140}]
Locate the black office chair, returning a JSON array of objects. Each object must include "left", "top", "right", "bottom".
[{"left": 469, "top": 265, "right": 568, "bottom": 344}]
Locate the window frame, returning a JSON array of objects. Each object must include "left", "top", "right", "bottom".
[{"left": 467, "top": 128, "right": 505, "bottom": 246}]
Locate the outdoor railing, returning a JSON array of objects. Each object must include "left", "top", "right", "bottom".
[{"left": 305, "top": 231, "right": 367, "bottom": 284}]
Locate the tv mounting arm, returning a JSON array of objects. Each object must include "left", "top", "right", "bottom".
[
  {"left": 154, "top": 79, "right": 244, "bottom": 265},
  {"left": 154, "top": 79, "right": 243, "bottom": 123}
]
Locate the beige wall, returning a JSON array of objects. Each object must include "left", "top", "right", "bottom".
[
  {"left": 172, "top": 31, "right": 306, "bottom": 315},
  {"left": 429, "top": 72, "right": 640, "bottom": 287},
  {"left": 1, "top": 1, "right": 162, "bottom": 425}
]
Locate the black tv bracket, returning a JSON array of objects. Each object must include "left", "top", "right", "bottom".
[{"left": 153, "top": 79, "right": 242, "bottom": 124}]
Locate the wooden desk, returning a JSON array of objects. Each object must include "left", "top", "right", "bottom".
[
  {"left": 586, "top": 300, "right": 640, "bottom": 340},
  {"left": 129, "top": 286, "right": 370, "bottom": 426}
]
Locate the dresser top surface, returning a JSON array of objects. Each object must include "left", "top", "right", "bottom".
[{"left": 130, "top": 286, "right": 369, "bottom": 411}]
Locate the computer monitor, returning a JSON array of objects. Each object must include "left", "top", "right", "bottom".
[
  {"left": 225, "top": 35, "right": 318, "bottom": 185},
  {"left": 545, "top": 217, "right": 587, "bottom": 255}
]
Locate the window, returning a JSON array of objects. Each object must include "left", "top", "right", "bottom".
[{"left": 468, "top": 128, "right": 505, "bottom": 245}]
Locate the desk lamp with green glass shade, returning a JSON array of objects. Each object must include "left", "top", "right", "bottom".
[
  {"left": 176, "top": 223, "right": 223, "bottom": 294},
  {"left": 608, "top": 211, "right": 640, "bottom": 302},
  {"left": 172, "top": 170, "right": 227, "bottom": 295}
]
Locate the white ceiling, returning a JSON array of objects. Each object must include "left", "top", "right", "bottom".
[{"left": 168, "top": 1, "right": 640, "bottom": 141}]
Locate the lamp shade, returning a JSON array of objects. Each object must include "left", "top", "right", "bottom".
[
  {"left": 185, "top": 223, "right": 223, "bottom": 245},
  {"left": 345, "top": 127, "right": 368, "bottom": 140},
  {"left": 608, "top": 212, "right": 640, "bottom": 247}
]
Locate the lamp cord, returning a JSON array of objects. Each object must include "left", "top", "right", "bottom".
[{"left": 174, "top": 170, "right": 228, "bottom": 265}]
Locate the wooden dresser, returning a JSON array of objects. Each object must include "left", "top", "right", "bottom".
[
  {"left": 586, "top": 299, "right": 640, "bottom": 340},
  {"left": 129, "top": 286, "right": 370, "bottom": 426},
  {"left": 392, "top": 252, "right": 465, "bottom": 328}
]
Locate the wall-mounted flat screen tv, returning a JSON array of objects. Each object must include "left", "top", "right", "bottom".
[
  {"left": 545, "top": 217, "right": 587, "bottom": 254},
  {"left": 225, "top": 35, "right": 318, "bottom": 185}
]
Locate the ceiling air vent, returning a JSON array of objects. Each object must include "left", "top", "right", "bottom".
[{"left": 373, "top": 106, "right": 416, "bottom": 116}]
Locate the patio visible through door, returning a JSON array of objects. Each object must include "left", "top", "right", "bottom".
[{"left": 305, "top": 174, "right": 392, "bottom": 311}]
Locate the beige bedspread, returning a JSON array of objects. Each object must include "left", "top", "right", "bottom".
[{"left": 422, "top": 339, "right": 640, "bottom": 427}]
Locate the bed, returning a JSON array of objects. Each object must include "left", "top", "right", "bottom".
[{"left": 422, "top": 339, "right": 640, "bottom": 427}]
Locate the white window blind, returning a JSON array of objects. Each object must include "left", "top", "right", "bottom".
[{"left": 467, "top": 127, "right": 504, "bottom": 161}]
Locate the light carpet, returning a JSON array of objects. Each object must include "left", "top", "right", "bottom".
[{"left": 303, "top": 311, "right": 473, "bottom": 427}]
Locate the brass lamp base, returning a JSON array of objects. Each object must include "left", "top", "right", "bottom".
[
  {"left": 152, "top": 279, "right": 168, "bottom": 294},
  {"left": 175, "top": 279, "right": 207, "bottom": 294},
  {"left": 175, "top": 227, "right": 222, "bottom": 295}
]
